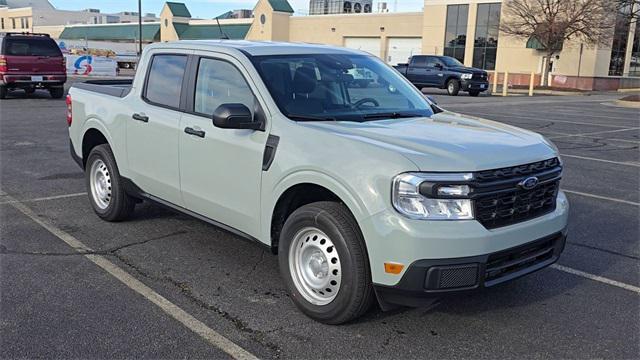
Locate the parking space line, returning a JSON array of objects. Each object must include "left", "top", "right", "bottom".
[
  {"left": 561, "top": 154, "right": 640, "bottom": 167},
  {"left": 549, "top": 127, "right": 640, "bottom": 139},
  {"left": 469, "top": 112, "right": 634, "bottom": 129},
  {"left": 0, "top": 192, "right": 87, "bottom": 205},
  {"left": 563, "top": 189, "right": 639, "bottom": 206},
  {"left": 551, "top": 264, "right": 640, "bottom": 294},
  {"left": 5, "top": 194, "right": 259, "bottom": 360}
]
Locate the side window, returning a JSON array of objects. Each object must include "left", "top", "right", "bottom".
[
  {"left": 194, "top": 58, "right": 255, "bottom": 116},
  {"left": 411, "top": 56, "right": 427, "bottom": 67},
  {"left": 144, "top": 54, "right": 188, "bottom": 109},
  {"left": 425, "top": 57, "right": 442, "bottom": 68}
]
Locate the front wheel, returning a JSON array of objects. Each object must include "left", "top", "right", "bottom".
[
  {"left": 446, "top": 79, "right": 460, "bottom": 96},
  {"left": 279, "top": 202, "right": 374, "bottom": 324},
  {"left": 85, "top": 144, "right": 135, "bottom": 221}
]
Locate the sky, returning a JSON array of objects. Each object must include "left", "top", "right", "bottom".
[{"left": 48, "top": 0, "right": 425, "bottom": 18}]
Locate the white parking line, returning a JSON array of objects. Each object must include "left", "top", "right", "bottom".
[
  {"left": 470, "top": 112, "right": 634, "bottom": 129},
  {"left": 561, "top": 154, "right": 640, "bottom": 167},
  {"left": 5, "top": 195, "right": 259, "bottom": 360},
  {"left": 551, "top": 264, "right": 640, "bottom": 294},
  {"left": 0, "top": 192, "right": 87, "bottom": 205},
  {"left": 549, "top": 127, "right": 640, "bottom": 139},
  {"left": 563, "top": 189, "right": 639, "bottom": 206}
]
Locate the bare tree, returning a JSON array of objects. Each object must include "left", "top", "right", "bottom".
[
  {"left": 616, "top": 0, "right": 640, "bottom": 24},
  {"left": 500, "top": 0, "right": 617, "bottom": 86}
]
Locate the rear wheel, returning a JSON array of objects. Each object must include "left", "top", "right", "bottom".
[
  {"left": 279, "top": 201, "right": 374, "bottom": 324},
  {"left": 468, "top": 90, "right": 480, "bottom": 97},
  {"left": 49, "top": 86, "right": 64, "bottom": 99},
  {"left": 0, "top": 86, "right": 7, "bottom": 99},
  {"left": 85, "top": 144, "right": 135, "bottom": 221},
  {"left": 446, "top": 79, "right": 460, "bottom": 96}
]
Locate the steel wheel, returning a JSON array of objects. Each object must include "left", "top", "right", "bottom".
[
  {"left": 448, "top": 82, "right": 455, "bottom": 93},
  {"left": 289, "top": 227, "right": 342, "bottom": 306},
  {"left": 89, "top": 159, "right": 112, "bottom": 210}
]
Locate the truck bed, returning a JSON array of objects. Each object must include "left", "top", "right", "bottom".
[{"left": 72, "top": 79, "right": 133, "bottom": 98}]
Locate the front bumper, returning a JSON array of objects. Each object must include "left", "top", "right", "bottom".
[
  {"left": 373, "top": 232, "right": 566, "bottom": 308},
  {"left": 461, "top": 79, "right": 489, "bottom": 92},
  {"left": 2, "top": 74, "right": 67, "bottom": 87}
]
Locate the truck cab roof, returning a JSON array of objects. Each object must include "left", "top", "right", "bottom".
[{"left": 145, "top": 40, "right": 372, "bottom": 57}]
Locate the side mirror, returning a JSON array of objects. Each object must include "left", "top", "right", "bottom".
[
  {"left": 434, "top": 63, "right": 443, "bottom": 70},
  {"left": 212, "top": 104, "right": 263, "bottom": 131}
]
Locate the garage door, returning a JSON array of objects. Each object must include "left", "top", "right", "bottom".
[
  {"left": 344, "top": 37, "right": 382, "bottom": 58},
  {"left": 386, "top": 37, "right": 422, "bottom": 65}
]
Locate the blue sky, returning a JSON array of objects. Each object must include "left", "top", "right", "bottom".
[{"left": 49, "top": 1, "right": 425, "bottom": 18}]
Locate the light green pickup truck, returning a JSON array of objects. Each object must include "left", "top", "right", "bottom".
[{"left": 68, "top": 41, "right": 569, "bottom": 324}]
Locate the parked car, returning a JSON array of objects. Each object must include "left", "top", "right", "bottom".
[
  {"left": 68, "top": 41, "right": 568, "bottom": 324},
  {"left": 0, "top": 32, "right": 66, "bottom": 99},
  {"left": 394, "top": 55, "right": 489, "bottom": 96}
]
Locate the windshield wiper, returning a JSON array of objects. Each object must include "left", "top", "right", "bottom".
[
  {"left": 287, "top": 114, "right": 338, "bottom": 122},
  {"left": 362, "top": 112, "right": 425, "bottom": 120}
]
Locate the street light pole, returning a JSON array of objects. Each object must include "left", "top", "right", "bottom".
[{"left": 138, "top": 0, "right": 142, "bottom": 57}]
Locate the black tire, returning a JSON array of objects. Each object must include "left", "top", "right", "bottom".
[
  {"left": 279, "top": 201, "right": 374, "bottom": 324},
  {"left": 446, "top": 79, "right": 460, "bottom": 96},
  {"left": 49, "top": 86, "right": 64, "bottom": 99},
  {"left": 85, "top": 144, "right": 135, "bottom": 222},
  {"left": 468, "top": 90, "right": 480, "bottom": 97},
  {"left": 0, "top": 86, "right": 7, "bottom": 99}
]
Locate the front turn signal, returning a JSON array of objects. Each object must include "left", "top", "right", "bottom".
[{"left": 384, "top": 262, "right": 404, "bottom": 275}]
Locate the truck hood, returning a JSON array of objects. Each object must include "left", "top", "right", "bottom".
[{"left": 301, "top": 112, "right": 558, "bottom": 172}]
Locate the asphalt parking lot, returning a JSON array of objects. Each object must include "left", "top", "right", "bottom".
[{"left": 1, "top": 83, "right": 639, "bottom": 359}]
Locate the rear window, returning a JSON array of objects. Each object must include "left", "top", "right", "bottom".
[
  {"left": 3, "top": 38, "right": 62, "bottom": 57},
  {"left": 143, "top": 54, "right": 188, "bottom": 109}
]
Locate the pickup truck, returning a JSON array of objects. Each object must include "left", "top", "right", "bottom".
[
  {"left": 68, "top": 41, "right": 569, "bottom": 324},
  {"left": 394, "top": 55, "right": 489, "bottom": 96}
]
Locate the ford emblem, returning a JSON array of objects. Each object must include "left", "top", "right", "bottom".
[{"left": 519, "top": 176, "right": 539, "bottom": 190}]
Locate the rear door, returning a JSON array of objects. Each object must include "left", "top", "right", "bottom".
[
  {"left": 406, "top": 56, "right": 429, "bottom": 85},
  {"left": 2, "top": 36, "right": 64, "bottom": 75},
  {"left": 424, "top": 56, "right": 445, "bottom": 85},
  {"left": 126, "top": 52, "right": 190, "bottom": 206}
]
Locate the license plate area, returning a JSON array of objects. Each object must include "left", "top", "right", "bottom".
[{"left": 31, "top": 76, "right": 44, "bottom": 82}]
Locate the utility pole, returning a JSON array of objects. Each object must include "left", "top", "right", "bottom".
[{"left": 138, "top": 0, "right": 143, "bottom": 57}]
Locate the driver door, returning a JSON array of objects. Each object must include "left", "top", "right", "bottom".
[{"left": 179, "top": 54, "right": 269, "bottom": 238}]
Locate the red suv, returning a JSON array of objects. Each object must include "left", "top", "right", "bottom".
[{"left": 0, "top": 32, "right": 67, "bottom": 99}]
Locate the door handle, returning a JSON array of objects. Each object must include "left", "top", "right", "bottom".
[
  {"left": 184, "top": 127, "right": 205, "bottom": 138},
  {"left": 132, "top": 113, "right": 149, "bottom": 122}
]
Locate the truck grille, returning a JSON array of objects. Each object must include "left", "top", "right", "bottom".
[
  {"left": 472, "top": 72, "right": 487, "bottom": 80},
  {"left": 472, "top": 158, "right": 561, "bottom": 229},
  {"left": 485, "top": 233, "right": 560, "bottom": 285}
]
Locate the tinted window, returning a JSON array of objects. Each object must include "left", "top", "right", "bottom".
[
  {"left": 473, "top": 3, "right": 501, "bottom": 70},
  {"left": 144, "top": 55, "right": 188, "bottom": 109},
  {"left": 425, "top": 56, "right": 443, "bottom": 68},
  {"left": 444, "top": 4, "right": 468, "bottom": 63},
  {"left": 410, "top": 56, "right": 427, "bottom": 67},
  {"left": 4, "top": 38, "right": 62, "bottom": 56},
  {"left": 194, "top": 58, "right": 255, "bottom": 116}
]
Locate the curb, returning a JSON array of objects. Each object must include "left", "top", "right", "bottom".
[{"left": 614, "top": 100, "right": 640, "bottom": 108}]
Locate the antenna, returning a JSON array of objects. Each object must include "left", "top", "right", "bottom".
[{"left": 215, "top": 17, "right": 230, "bottom": 40}]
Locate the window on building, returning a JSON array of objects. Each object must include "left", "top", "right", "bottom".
[
  {"left": 11, "top": 18, "right": 16, "bottom": 29},
  {"left": 473, "top": 3, "right": 501, "bottom": 70},
  {"left": 444, "top": 5, "right": 469, "bottom": 63},
  {"left": 144, "top": 55, "right": 188, "bottom": 109},
  {"left": 608, "top": 7, "right": 632, "bottom": 76},
  {"left": 1, "top": 18, "right": 4, "bottom": 30},
  {"left": 629, "top": 22, "right": 640, "bottom": 77},
  {"left": 25, "top": 17, "right": 29, "bottom": 29}
]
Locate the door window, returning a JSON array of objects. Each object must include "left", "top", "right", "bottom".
[
  {"left": 194, "top": 58, "right": 255, "bottom": 116},
  {"left": 143, "top": 54, "right": 188, "bottom": 109},
  {"left": 410, "top": 56, "right": 427, "bottom": 67},
  {"left": 425, "top": 57, "right": 442, "bottom": 68}
]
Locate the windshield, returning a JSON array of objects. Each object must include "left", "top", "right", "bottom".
[
  {"left": 250, "top": 54, "right": 434, "bottom": 122},
  {"left": 441, "top": 56, "right": 463, "bottom": 67}
]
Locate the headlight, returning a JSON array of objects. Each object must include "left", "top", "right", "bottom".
[
  {"left": 392, "top": 173, "right": 474, "bottom": 220},
  {"left": 460, "top": 73, "right": 473, "bottom": 80}
]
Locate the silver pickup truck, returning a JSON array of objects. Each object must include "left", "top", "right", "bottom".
[{"left": 68, "top": 41, "right": 569, "bottom": 324}]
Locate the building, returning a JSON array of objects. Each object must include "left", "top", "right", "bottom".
[
  {"left": 309, "top": 1, "right": 373, "bottom": 15},
  {"left": 0, "top": 0, "right": 158, "bottom": 37}
]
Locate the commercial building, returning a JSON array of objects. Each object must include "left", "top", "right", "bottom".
[{"left": 309, "top": 0, "right": 373, "bottom": 15}]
